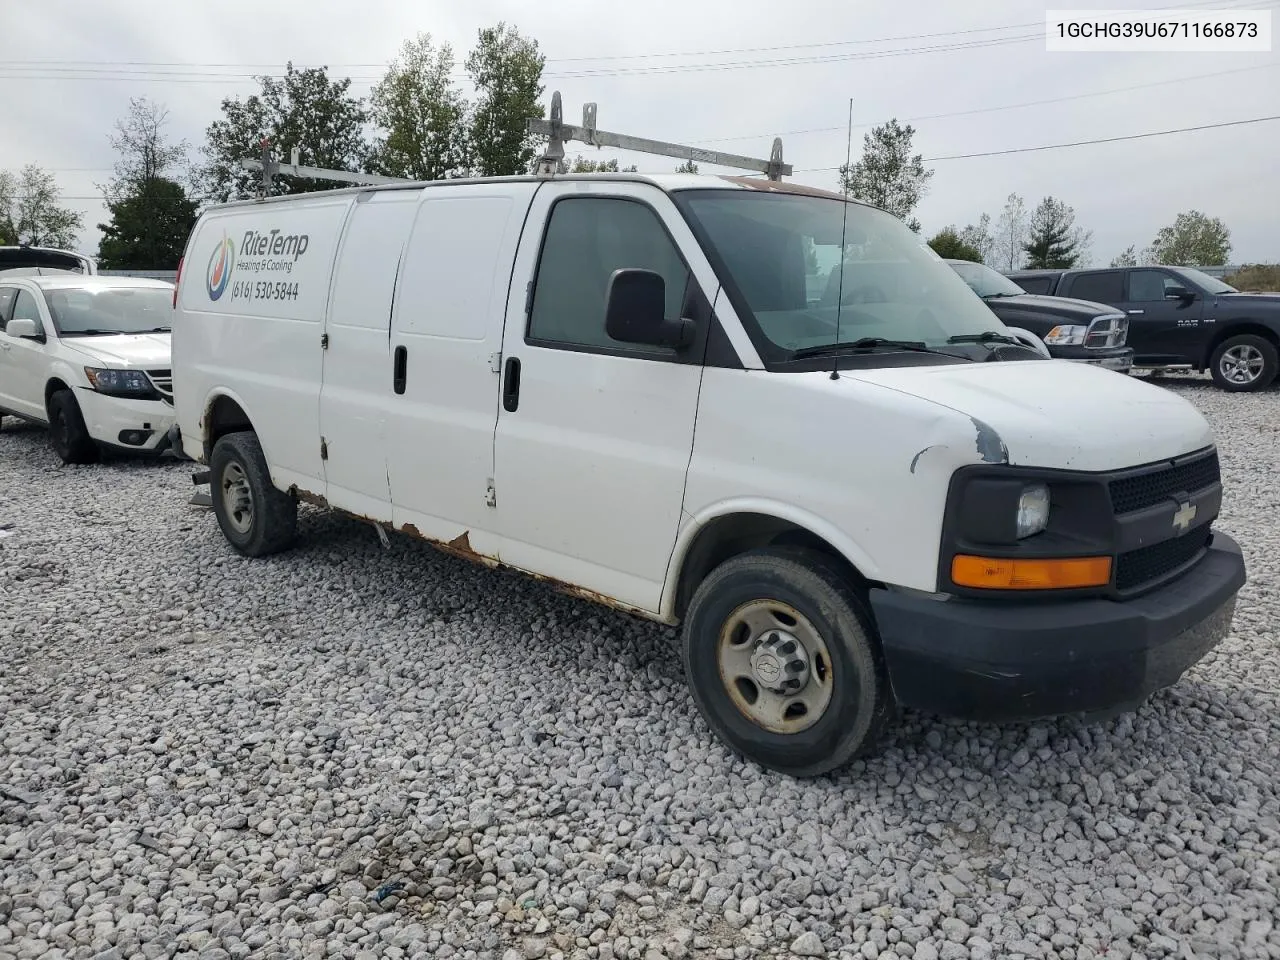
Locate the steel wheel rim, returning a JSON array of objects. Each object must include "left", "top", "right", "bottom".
[
  {"left": 221, "top": 461, "right": 254, "bottom": 535},
  {"left": 1221, "top": 344, "right": 1265, "bottom": 384},
  {"left": 717, "top": 599, "right": 834, "bottom": 735}
]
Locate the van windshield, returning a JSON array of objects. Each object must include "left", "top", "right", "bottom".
[
  {"left": 44, "top": 286, "right": 174, "bottom": 336},
  {"left": 676, "top": 190, "right": 1009, "bottom": 364}
]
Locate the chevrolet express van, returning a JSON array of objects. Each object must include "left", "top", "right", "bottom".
[{"left": 170, "top": 173, "right": 1246, "bottom": 776}]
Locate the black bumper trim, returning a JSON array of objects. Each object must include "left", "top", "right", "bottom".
[{"left": 870, "top": 531, "right": 1245, "bottom": 722}]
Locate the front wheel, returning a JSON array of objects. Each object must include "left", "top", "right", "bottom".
[
  {"left": 1209, "top": 334, "right": 1278, "bottom": 392},
  {"left": 681, "top": 546, "right": 893, "bottom": 777},
  {"left": 209, "top": 431, "right": 298, "bottom": 557},
  {"left": 48, "top": 390, "right": 99, "bottom": 465}
]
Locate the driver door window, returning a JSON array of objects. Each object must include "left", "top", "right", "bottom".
[
  {"left": 0, "top": 287, "right": 17, "bottom": 331},
  {"left": 10, "top": 290, "right": 45, "bottom": 332},
  {"left": 1128, "top": 270, "right": 1181, "bottom": 302}
]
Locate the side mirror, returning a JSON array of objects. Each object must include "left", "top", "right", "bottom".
[
  {"left": 1166, "top": 285, "right": 1195, "bottom": 301},
  {"left": 6, "top": 317, "right": 43, "bottom": 340},
  {"left": 605, "top": 269, "right": 694, "bottom": 349}
]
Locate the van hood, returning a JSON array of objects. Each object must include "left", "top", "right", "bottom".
[
  {"left": 842, "top": 359, "right": 1212, "bottom": 471},
  {"left": 59, "top": 333, "right": 171, "bottom": 369}
]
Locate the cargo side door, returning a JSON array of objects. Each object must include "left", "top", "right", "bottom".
[
  {"left": 491, "top": 181, "right": 712, "bottom": 614},
  {"left": 318, "top": 190, "right": 421, "bottom": 518},
  {"left": 384, "top": 183, "right": 539, "bottom": 557}
]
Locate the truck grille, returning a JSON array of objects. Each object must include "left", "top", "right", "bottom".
[
  {"left": 146, "top": 369, "right": 174, "bottom": 404},
  {"left": 1108, "top": 450, "right": 1220, "bottom": 515},
  {"left": 1115, "top": 527, "right": 1212, "bottom": 592}
]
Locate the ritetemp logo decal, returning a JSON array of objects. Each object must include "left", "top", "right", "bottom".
[{"left": 206, "top": 232, "right": 235, "bottom": 301}]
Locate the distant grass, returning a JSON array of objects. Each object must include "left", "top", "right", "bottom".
[{"left": 1223, "top": 264, "right": 1280, "bottom": 292}]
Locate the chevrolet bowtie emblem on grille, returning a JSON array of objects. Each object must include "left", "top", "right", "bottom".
[{"left": 1172, "top": 501, "right": 1197, "bottom": 533}]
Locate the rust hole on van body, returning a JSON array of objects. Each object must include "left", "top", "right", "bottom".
[{"left": 292, "top": 488, "right": 330, "bottom": 509}]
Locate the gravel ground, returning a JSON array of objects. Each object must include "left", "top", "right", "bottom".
[{"left": 1, "top": 374, "right": 1278, "bottom": 960}]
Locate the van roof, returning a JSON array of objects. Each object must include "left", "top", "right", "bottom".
[
  {"left": 203, "top": 172, "right": 859, "bottom": 212},
  {"left": 17, "top": 275, "right": 174, "bottom": 291}
]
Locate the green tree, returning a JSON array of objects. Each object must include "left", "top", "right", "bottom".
[
  {"left": 568, "top": 156, "right": 636, "bottom": 173},
  {"left": 465, "top": 23, "right": 545, "bottom": 177},
  {"left": 838, "top": 119, "right": 933, "bottom": 232},
  {"left": 200, "top": 63, "right": 369, "bottom": 202},
  {"left": 96, "top": 98, "right": 198, "bottom": 269},
  {"left": 0, "top": 165, "right": 83, "bottom": 248},
  {"left": 675, "top": 159, "right": 699, "bottom": 174},
  {"left": 1023, "top": 196, "right": 1086, "bottom": 269},
  {"left": 928, "top": 226, "right": 983, "bottom": 262},
  {"left": 1149, "top": 210, "right": 1231, "bottom": 266},
  {"left": 368, "top": 34, "right": 467, "bottom": 182},
  {"left": 96, "top": 178, "right": 197, "bottom": 270},
  {"left": 1110, "top": 245, "right": 1138, "bottom": 267}
]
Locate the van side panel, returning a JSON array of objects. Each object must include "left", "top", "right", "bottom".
[
  {"left": 386, "top": 183, "right": 539, "bottom": 557},
  {"left": 175, "top": 196, "right": 355, "bottom": 491},
  {"left": 319, "top": 191, "right": 422, "bottom": 518}
]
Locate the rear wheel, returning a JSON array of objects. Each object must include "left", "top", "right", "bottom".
[
  {"left": 209, "top": 431, "right": 297, "bottom": 557},
  {"left": 1209, "top": 334, "right": 1278, "bottom": 392},
  {"left": 48, "top": 390, "right": 99, "bottom": 465},
  {"left": 681, "top": 546, "right": 893, "bottom": 777}
]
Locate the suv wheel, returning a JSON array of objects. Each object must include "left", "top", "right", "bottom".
[
  {"left": 48, "top": 390, "right": 99, "bottom": 464},
  {"left": 209, "top": 431, "right": 298, "bottom": 557},
  {"left": 681, "top": 546, "right": 894, "bottom": 777},
  {"left": 1210, "top": 334, "right": 1278, "bottom": 392}
]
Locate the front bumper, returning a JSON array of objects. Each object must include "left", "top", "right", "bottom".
[
  {"left": 75, "top": 388, "right": 177, "bottom": 454},
  {"left": 869, "top": 531, "right": 1245, "bottom": 722},
  {"left": 1048, "top": 344, "right": 1134, "bottom": 373}
]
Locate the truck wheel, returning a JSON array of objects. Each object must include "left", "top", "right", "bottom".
[
  {"left": 48, "top": 390, "right": 99, "bottom": 465},
  {"left": 209, "top": 431, "right": 297, "bottom": 557},
  {"left": 1210, "top": 334, "right": 1278, "bottom": 392},
  {"left": 681, "top": 546, "right": 893, "bottom": 777}
]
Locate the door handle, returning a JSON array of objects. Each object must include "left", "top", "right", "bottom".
[
  {"left": 502, "top": 357, "right": 521, "bottom": 412},
  {"left": 393, "top": 345, "right": 407, "bottom": 394},
  {"left": 1127, "top": 309, "right": 1144, "bottom": 315}
]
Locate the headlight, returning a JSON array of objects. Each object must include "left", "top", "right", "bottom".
[
  {"left": 84, "top": 367, "right": 156, "bottom": 397},
  {"left": 1016, "top": 483, "right": 1050, "bottom": 538},
  {"left": 1043, "top": 325, "right": 1087, "bottom": 346}
]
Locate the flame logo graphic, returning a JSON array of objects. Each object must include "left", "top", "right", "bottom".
[{"left": 206, "top": 233, "right": 235, "bottom": 301}]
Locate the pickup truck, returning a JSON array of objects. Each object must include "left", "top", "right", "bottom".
[
  {"left": 1007, "top": 265, "right": 1280, "bottom": 391},
  {"left": 947, "top": 259, "right": 1132, "bottom": 373}
]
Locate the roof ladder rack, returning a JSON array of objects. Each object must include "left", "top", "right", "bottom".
[{"left": 527, "top": 91, "right": 792, "bottom": 181}]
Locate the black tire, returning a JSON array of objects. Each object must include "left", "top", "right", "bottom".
[
  {"left": 681, "top": 546, "right": 894, "bottom": 777},
  {"left": 209, "top": 431, "right": 297, "bottom": 557},
  {"left": 1209, "top": 334, "right": 1278, "bottom": 392},
  {"left": 48, "top": 390, "right": 99, "bottom": 465}
]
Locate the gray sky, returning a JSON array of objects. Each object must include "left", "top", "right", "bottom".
[{"left": 2, "top": 0, "right": 1277, "bottom": 265}]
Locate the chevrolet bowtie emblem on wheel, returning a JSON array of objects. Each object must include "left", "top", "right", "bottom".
[{"left": 1172, "top": 501, "right": 1197, "bottom": 533}]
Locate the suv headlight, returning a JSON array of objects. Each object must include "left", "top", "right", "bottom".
[
  {"left": 1043, "top": 325, "right": 1087, "bottom": 346},
  {"left": 84, "top": 367, "right": 156, "bottom": 398},
  {"left": 1016, "top": 483, "right": 1050, "bottom": 538}
]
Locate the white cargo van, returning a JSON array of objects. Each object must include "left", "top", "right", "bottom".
[{"left": 171, "top": 173, "right": 1245, "bottom": 776}]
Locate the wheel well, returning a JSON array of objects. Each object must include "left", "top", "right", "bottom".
[
  {"left": 44, "top": 378, "right": 70, "bottom": 414},
  {"left": 1202, "top": 324, "right": 1279, "bottom": 370},
  {"left": 204, "top": 395, "right": 253, "bottom": 460},
  {"left": 674, "top": 513, "right": 871, "bottom": 619}
]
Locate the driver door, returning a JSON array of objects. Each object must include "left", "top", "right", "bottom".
[
  {"left": 0, "top": 287, "right": 52, "bottom": 420},
  {"left": 491, "top": 182, "right": 711, "bottom": 613}
]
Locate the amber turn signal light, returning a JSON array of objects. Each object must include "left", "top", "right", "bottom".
[{"left": 951, "top": 554, "right": 1112, "bottom": 590}]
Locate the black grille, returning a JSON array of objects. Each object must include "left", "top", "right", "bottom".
[
  {"left": 1115, "top": 528, "right": 1211, "bottom": 591},
  {"left": 1109, "top": 451, "right": 1220, "bottom": 515}
]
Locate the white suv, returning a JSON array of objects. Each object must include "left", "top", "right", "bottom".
[{"left": 0, "top": 275, "right": 177, "bottom": 464}]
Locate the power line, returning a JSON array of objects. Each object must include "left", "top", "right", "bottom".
[
  {"left": 795, "top": 114, "right": 1280, "bottom": 171},
  {"left": 4, "top": 0, "right": 1264, "bottom": 84},
  {"left": 692, "top": 62, "right": 1280, "bottom": 145}
]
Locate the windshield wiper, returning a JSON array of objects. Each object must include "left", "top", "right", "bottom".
[
  {"left": 139, "top": 326, "right": 171, "bottom": 333},
  {"left": 981, "top": 292, "right": 1021, "bottom": 299},
  {"left": 61, "top": 329, "right": 116, "bottom": 337},
  {"left": 792, "top": 337, "right": 967, "bottom": 360},
  {"left": 946, "top": 331, "right": 1021, "bottom": 345}
]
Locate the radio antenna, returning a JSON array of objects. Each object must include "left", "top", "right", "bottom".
[{"left": 830, "top": 98, "right": 854, "bottom": 381}]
